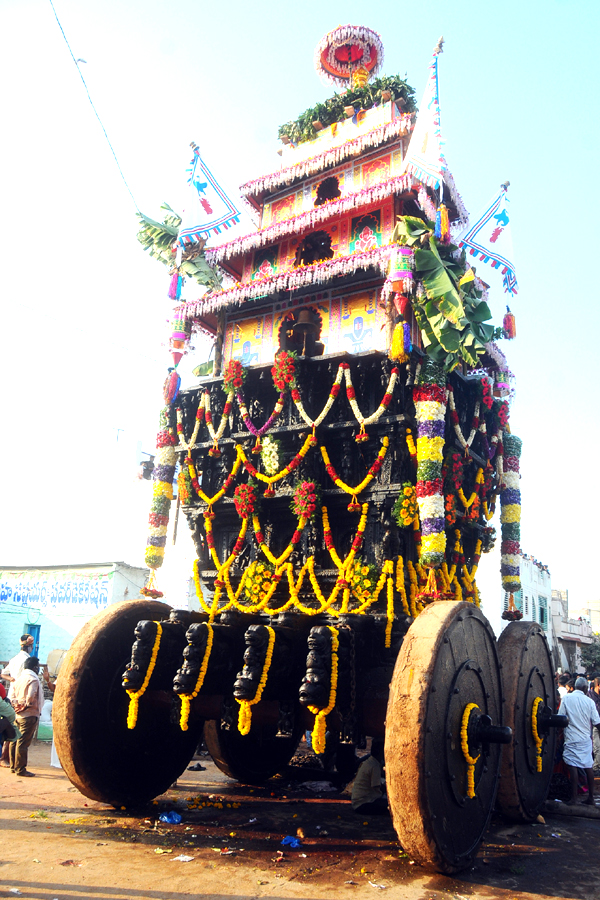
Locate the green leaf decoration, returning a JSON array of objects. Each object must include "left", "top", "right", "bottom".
[
  {"left": 278, "top": 75, "right": 417, "bottom": 145},
  {"left": 136, "top": 203, "right": 221, "bottom": 291},
  {"left": 395, "top": 214, "right": 499, "bottom": 371}
]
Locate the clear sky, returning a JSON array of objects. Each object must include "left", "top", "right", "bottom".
[{"left": 0, "top": 0, "right": 597, "bottom": 610}]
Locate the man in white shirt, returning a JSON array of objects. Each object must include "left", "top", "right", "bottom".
[
  {"left": 351, "top": 740, "right": 387, "bottom": 815},
  {"left": 558, "top": 676, "right": 600, "bottom": 805},
  {"left": 9, "top": 656, "right": 45, "bottom": 777},
  {"left": 0, "top": 635, "right": 34, "bottom": 767},
  {"left": 1, "top": 634, "right": 34, "bottom": 698}
]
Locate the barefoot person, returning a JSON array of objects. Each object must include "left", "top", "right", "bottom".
[{"left": 558, "top": 676, "right": 600, "bottom": 805}]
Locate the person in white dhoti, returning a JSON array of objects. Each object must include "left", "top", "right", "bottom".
[{"left": 558, "top": 676, "right": 600, "bottom": 805}]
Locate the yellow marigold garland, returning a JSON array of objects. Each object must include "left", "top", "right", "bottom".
[
  {"left": 179, "top": 623, "right": 214, "bottom": 731},
  {"left": 239, "top": 432, "right": 316, "bottom": 485},
  {"left": 385, "top": 565, "right": 395, "bottom": 648},
  {"left": 308, "top": 626, "right": 339, "bottom": 753},
  {"left": 320, "top": 437, "right": 388, "bottom": 510},
  {"left": 458, "top": 468, "right": 484, "bottom": 509},
  {"left": 531, "top": 696, "right": 544, "bottom": 772},
  {"left": 126, "top": 623, "right": 163, "bottom": 729},
  {"left": 460, "top": 702, "right": 481, "bottom": 799},
  {"left": 237, "top": 626, "right": 276, "bottom": 735}
]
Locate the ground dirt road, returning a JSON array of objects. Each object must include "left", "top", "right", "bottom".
[{"left": 1, "top": 742, "right": 600, "bottom": 900}]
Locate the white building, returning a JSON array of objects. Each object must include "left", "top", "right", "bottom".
[
  {"left": 0, "top": 562, "right": 148, "bottom": 667},
  {"left": 479, "top": 545, "right": 552, "bottom": 644},
  {"left": 551, "top": 588, "right": 594, "bottom": 674}
]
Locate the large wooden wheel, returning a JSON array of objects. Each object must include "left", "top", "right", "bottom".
[
  {"left": 53, "top": 600, "right": 204, "bottom": 808},
  {"left": 204, "top": 713, "right": 303, "bottom": 784},
  {"left": 496, "top": 620, "right": 563, "bottom": 821},
  {"left": 385, "top": 601, "right": 509, "bottom": 873}
]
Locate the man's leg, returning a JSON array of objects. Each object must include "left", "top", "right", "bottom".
[
  {"left": 593, "top": 730, "right": 600, "bottom": 772},
  {"left": 14, "top": 716, "right": 37, "bottom": 776},
  {"left": 8, "top": 738, "right": 16, "bottom": 772},
  {"left": 567, "top": 765, "right": 579, "bottom": 804},
  {"left": 584, "top": 767, "right": 595, "bottom": 804}
]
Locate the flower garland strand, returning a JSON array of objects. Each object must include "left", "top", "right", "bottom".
[
  {"left": 204, "top": 389, "right": 235, "bottom": 456},
  {"left": 239, "top": 432, "right": 316, "bottom": 487},
  {"left": 500, "top": 432, "right": 522, "bottom": 600},
  {"left": 145, "top": 411, "right": 177, "bottom": 572},
  {"left": 448, "top": 386, "right": 481, "bottom": 450},
  {"left": 413, "top": 361, "right": 447, "bottom": 569},
  {"left": 531, "top": 696, "right": 544, "bottom": 773},
  {"left": 185, "top": 445, "right": 244, "bottom": 511},
  {"left": 179, "top": 623, "right": 214, "bottom": 731},
  {"left": 321, "top": 437, "right": 389, "bottom": 510},
  {"left": 291, "top": 363, "right": 345, "bottom": 428},
  {"left": 236, "top": 390, "right": 286, "bottom": 453},
  {"left": 460, "top": 702, "right": 481, "bottom": 799},
  {"left": 252, "top": 512, "right": 308, "bottom": 567},
  {"left": 308, "top": 626, "right": 339, "bottom": 753},
  {"left": 343, "top": 366, "right": 399, "bottom": 440},
  {"left": 126, "top": 623, "right": 162, "bottom": 729},
  {"left": 237, "top": 626, "right": 276, "bottom": 735}
]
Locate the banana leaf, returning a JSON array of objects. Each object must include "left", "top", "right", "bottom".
[{"left": 392, "top": 216, "right": 431, "bottom": 247}]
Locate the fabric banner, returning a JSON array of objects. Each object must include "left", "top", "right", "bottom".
[
  {"left": 177, "top": 148, "right": 240, "bottom": 246},
  {"left": 401, "top": 45, "right": 446, "bottom": 189},
  {"left": 457, "top": 187, "right": 518, "bottom": 295}
]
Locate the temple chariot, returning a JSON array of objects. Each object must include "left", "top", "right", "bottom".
[{"left": 53, "top": 27, "right": 564, "bottom": 873}]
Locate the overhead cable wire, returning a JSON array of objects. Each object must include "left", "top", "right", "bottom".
[{"left": 47, "top": 0, "right": 140, "bottom": 211}]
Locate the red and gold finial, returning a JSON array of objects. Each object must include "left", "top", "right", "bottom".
[{"left": 314, "top": 25, "right": 384, "bottom": 88}]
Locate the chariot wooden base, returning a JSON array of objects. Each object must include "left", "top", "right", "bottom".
[{"left": 53, "top": 599, "right": 562, "bottom": 872}]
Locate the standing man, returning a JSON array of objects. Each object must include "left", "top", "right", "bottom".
[
  {"left": 588, "top": 677, "right": 600, "bottom": 773},
  {"left": 0, "top": 635, "right": 33, "bottom": 766},
  {"left": 558, "top": 676, "right": 600, "bottom": 805},
  {"left": 9, "top": 657, "right": 44, "bottom": 777},
  {"left": 1, "top": 634, "right": 34, "bottom": 697}
]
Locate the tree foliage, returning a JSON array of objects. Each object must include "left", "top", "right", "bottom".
[{"left": 581, "top": 634, "right": 600, "bottom": 673}]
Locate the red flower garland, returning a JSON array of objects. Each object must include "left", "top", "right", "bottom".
[
  {"left": 233, "top": 482, "right": 259, "bottom": 519},
  {"left": 271, "top": 350, "right": 296, "bottom": 392},
  {"left": 291, "top": 481, "right": 318, "bottom": 518},
  {"left": 223, "top": 359, "right": 245, "bottom": 393}
]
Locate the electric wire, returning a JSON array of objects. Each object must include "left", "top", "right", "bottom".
[{"left": 47, "top": 0, "right": 139, "bottom": 212}]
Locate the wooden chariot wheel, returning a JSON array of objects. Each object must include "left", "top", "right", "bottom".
[
  {"left": 496, "top": 620, "right": 564, "bottom": 821},
  {"left": 385, "top": 601, "right": 510, "bottom": 873},
  {"left": 53, "top": 600, "right": 204, "bottom": 808},
  {"left": 204, "top": 714, "right": 303, "bottom": 785}
]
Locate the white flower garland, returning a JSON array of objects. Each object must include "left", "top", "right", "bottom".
[
  {"left": 205, "top": 390, "right": 234, "bottom": 443},
  {"left": 238, "top": 117, "right": 413, "bottom": 199},
  {"left": 293, "top": 364, "right": 345, "bottom": 428},
  {"left": 344, "top": 366, "right": 398, "bottom": 426},
  {"left": 206, "top": 175, "right": 412, "bottom": 266},
  {"left": 260, "top": 436, "right": 280, "bottom": 475},
  {"left": 185, "top": 245, "right": 395, "bottom": 317},
  {"left": 447, "top": 387, "right": 481, "bottom": 449}
]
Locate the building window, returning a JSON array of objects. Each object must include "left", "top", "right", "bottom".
[
  {"left": 539, "top": 595, "right": 548, "bottom": 631},
  {"left": 524, "top": 594, "right": 529, "bottom": 617},
  {"left": 314, "top": 176, "right": 341, "bottom": 207},
  {"left": 294, "top": 230, "right": 333, "bottom": 267}
]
